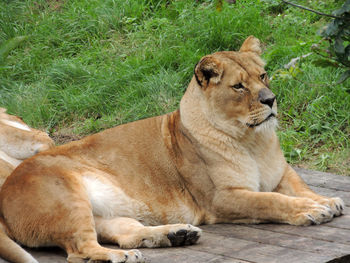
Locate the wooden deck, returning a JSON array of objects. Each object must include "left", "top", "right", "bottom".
[{"left": 1, "top": 167, "right": 349, "bottom": 263}]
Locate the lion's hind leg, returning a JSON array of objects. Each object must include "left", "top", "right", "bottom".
[
  {"left": 56, "top": 187, "right": 146, "bottom": 263},
  {"left": 95, "top": 216, "right": 202, "bottom": 249},
  {"left": 45, "top": 196, "right": 145, "bottom": 263},
  {"left": 1, "top": 168, "right": 145, "bottom": 263}
]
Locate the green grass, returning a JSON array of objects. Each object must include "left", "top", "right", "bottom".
[{"left": 0, "top": 0, "right": 349, "bottom": 175}]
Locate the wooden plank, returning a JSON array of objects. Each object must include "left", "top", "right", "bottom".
[
  {"left": 25, "top": 247, "right": 66, "bottom": 263},
  {"left": 201, "top": 224, "right": 350, "bottom": 258},
  {"left": 251, "top": 223, "right": 350, "bottom": 245},
  {"left": 0, "top": 247, "right": 67, "bottom": 263},
  {"left": 296, "top": 168, "right": 350, "bottom": 192},
  {"left": 3, "top": 243, "right": 252, "bottom": 263},
  {"left": 207, "top": 259, "right": 253, "bottom": 263},
  {"left": 139, "top": 246, "right": 240, "bottom": 263},
  {"left": 325, "top": 214, "right": 350, "bottom": 230},
  {"left": 189, "top": 231, "right": 332, "bottom": 263}
]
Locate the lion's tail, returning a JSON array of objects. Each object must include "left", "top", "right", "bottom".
[{"left": 0, "top": 217, "right": 38, "bottom": 263}]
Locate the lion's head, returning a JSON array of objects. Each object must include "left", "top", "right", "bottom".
[{"left": 184, "top": 36, "right": 277, "bottom": 137}]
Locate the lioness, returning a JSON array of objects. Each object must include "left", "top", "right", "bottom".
[
  {"left": 0, "top": 108, "right": 54, "bottom": 185},
  {"left": 0, "top": 37, "right": 344, "bottom": 263}
]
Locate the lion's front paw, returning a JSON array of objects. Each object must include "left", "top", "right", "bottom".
[
  {"left": 288, "top": 198, "right": 334, "bottom": 226},
  {"left": 125, "top": 249, "right": 146, "bottom": 263},
  {"left": 140, "top": 224, "right": 202, "bottom": 248},
  {"left": 103, "top": 249, "right": 145, "bottom": 263},
  {"left": 318, "top": 197, "right": 344, "bottom": 217},
  {"left": 167, "top": 224, "right": 202, "bottom": 246},
  {"left": 72, "top": 249, "right": 145, "bottom": 263}
]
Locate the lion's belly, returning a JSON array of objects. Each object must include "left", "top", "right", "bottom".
[{"left": 82, "top": 175, "right": 200, "bottom": 226}]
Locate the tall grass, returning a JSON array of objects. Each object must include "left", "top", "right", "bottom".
[{"left": 0, "top": 0, "right": 349, "bottom": 174}]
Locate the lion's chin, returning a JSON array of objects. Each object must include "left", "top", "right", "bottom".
[
  {"left": 246, "top": 112, "right": 277, "bottom": 127},
  {"left": 254, "top": 116, "right": 278, "bottom": 133},
  {"left": 245, "top": 113, "right": 278, "bottom": 133}
]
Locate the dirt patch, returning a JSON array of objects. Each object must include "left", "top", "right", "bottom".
[
  {"left": 33, "top": 0, "right": 65, "bottom": 12},
  {"left": 50, "top": 132, "right": 82, "bottom": 145}
]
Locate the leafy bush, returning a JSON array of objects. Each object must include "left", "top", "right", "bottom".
[
  {"left": 283, "top": 0, "right": 350, "bottom": 88},
  {"left": 319, "top": 0, "right": 350, "bottom": 86}
]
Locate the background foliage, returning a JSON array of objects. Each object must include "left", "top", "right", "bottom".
[
  {"left": 308, "top": 0, "right": 350, "bottom": 86},
  {"left": 0, "top": 0, "right": 349, "bottom": 174}
]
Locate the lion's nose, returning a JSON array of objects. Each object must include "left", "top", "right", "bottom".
[{"left": 258, "top": 88, "right": 276, "bottom": 108}]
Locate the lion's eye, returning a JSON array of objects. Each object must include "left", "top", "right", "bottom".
[
  {"left": 260, "top": 73, "right": 267, "bottom": 80},
  {"left": 232, "top": 83, "right": 244, "bottom": 90}
]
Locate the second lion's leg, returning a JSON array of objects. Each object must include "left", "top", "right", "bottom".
[
  {"left": 274, "top": 165, "right": 344, "bottom": 216},
  {"left": 95, "top": 216, "right": 202, "bottom": 248}
]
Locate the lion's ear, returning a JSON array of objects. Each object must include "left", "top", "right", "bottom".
[
  {"left": 239, "top": 36, "right": 262, "bottom": 55},
  {"left": 194, "top": 56, "right": 223, "bottom": 89}
]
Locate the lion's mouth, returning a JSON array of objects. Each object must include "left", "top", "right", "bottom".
[{"left": 246, "top": 113, "right": 276, "bottom": 128}]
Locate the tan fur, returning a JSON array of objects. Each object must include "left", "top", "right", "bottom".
[
  {"left": 0, "top": 37, "right": 343, "bottom": 263},
  {"left": 0, "top": 108, "right": 55, "bottom": 263},
  {"left": 0, "top": 108, "right": 54, "bottom": 183}
]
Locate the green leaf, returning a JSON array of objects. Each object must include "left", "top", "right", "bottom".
[
  {"left": 0, "top": 36, "right": 28, "bottom": 64},
  {"left": 216, "top": 0, "right": 223, "bottom": 12},
  {"left": 312, "top": 58, "right": 339, "bottom": 68},
  {"left": 334, "top": 38, "right": 345, "bottom": 55},
  {"left": 321, "top": 20, "right": 339, "bottom": 38},
  {"left": 345, "top": 44, "right": 350, "bottom": 59},
  {"left": 333, "top": 0, "right": 350, "bottom": 16},
  {"left": 337, "top": 70, "right": 350, "bottom": 84}
]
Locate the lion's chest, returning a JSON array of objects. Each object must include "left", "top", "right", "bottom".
[
  {"left": 243, "top": 139, "right": 286, "bottom": 192},
  {"left": 255, "top": 156, "right": 285, "bottom": 192},
  {"left": 206, "top": 135, "right": 286, "bottom": 192}
]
